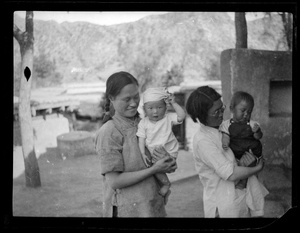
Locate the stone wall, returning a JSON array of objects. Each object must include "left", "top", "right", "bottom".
[{"left": 220, "top": 48, "right": 292, "bottom": 168}]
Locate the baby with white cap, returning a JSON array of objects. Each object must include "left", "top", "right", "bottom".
[{"left": 136, "top": 87, "right": 186, "bottom": 204}]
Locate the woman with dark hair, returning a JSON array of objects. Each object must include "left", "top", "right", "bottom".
[
  {"left": 95, "top": 71, "right": 177, "bottom": 217},
  {"left": 186, "top": 86, "right": 265, "bottom": 218}
]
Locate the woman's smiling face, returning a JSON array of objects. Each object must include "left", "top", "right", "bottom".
[{"left": 110, "top": 83, "right": 140, "bottom": 118}]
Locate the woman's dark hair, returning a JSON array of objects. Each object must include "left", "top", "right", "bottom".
[
  {"left": 186, "top": 86, "right": 221, "bottom": 125},
  {"left": 102, "top": 71, "right": 139, "bottom": 123},
  {"left": 230, "top": 91, "right": 254, "bottom": 110}
]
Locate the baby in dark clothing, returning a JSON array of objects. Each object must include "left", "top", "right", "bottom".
[{"left": 220, "top": 91, "right": 263, "bottom": 189}]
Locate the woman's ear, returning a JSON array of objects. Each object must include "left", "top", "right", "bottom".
[{"left": 108, "top": 95, "right": 114, "bottom": 102}]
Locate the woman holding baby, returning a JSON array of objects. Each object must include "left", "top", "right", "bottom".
[{"left": 96, "top": 71, "right": 267, "bottom": 218}]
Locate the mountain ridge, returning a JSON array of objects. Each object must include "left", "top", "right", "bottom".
[{"left": 13, "top": 12, "right": 288, "bottom": 92}]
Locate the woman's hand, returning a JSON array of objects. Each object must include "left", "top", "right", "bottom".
[
  {"left": 238, "top": 150, "right": 256, "bottom": 167},
  {"left": 256, "top": 156, "right": 265, "bottom": 171},
  {"left": 152, "top": 146, "right": 177, "bottom": 173},
  {"left": 152, "top": 156, "right": 177, "bottom": 174},
  {"left": 152, "top": 146, "right": 169, "bottom": 163}
]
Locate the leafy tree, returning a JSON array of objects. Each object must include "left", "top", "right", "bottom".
[
  {"left": 205, "top": 59, "right": 220, "bottom": 80},
  {"left": 277, "top": 12, "right": 293, "bottom": 51},
  {"left": 162, "top": 64, "right": 184, "bottom": 87},
  {"left": 32, "top": 53, "right": 63, "bottom": 88},
  {"left": 33, "top": 53, "right": 55, "bottom": 79},
  {"left": 235, "top": 12, "right": 293, "bottom": 51},
  {"left": 130, "top": 57, "right": 157, "bottom": 92},
  {"left": 126, "top": 39, "right": 169, "bottom": 92}
]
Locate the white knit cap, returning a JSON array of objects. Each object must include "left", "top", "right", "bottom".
[{"left": 142, "top": 87, "right": 170, "bottom": 104}]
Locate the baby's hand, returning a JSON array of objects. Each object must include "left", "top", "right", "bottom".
[
  {"left": 252, "top": 123, "right": 260, "bottom": 133},
  {"left": 222, "top": 143, "right": 229, "bottom": 150},
  {"left": 142, "top": 153, "right": 152, "bottom": 167},
  {"left": 165, "top": 94, "right": 175, "bottom": 105},
  {"left": 222, "top": 134, "right": 230, "bottom": 150}
]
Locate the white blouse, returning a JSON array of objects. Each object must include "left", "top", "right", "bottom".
[{"left": 192, "top": 122, "right": 248, "bottom": 217}]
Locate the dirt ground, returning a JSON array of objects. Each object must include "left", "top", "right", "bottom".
[
  {"left": 12, "top": 99, "right": 293, "bottom": 224},
  {"left": 12, "top": 147, "right": 203, "bottom": 218},
  {"left": 12, "top": 147, "right": 291, "bottom": 219},
  {"left": 13, "top": 116, "right": 292, "bottom": 220}
]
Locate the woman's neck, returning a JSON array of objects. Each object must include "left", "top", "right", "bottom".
[
  {"left": 114, "top": 111, "right": 136, "bottom": 122},
  {"left": 199, "top": 121, "right": 219, "bottom": 130}
]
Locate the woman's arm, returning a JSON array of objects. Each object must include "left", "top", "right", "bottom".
[
  {"left": 105, "top": 156, "right": 177, "bottom": 190},
  {"left": 227, "top": 156, "right": 264, "bottom": 182},
  {"left": 195, "top": 137, "right": 263, "bottom": 182}
]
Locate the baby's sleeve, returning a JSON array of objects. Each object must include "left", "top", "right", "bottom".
[
  {"left": 136, "top": 118, "right": 146, "bottom": 138},
  {"left": 168, "top": 112, "right": 182, "bottom": 125},
  {"left": 95, "top": 122, "right": 124, "bottom": 175},
  {"left": 219, "top": 120, "right": 230, "bottom": 135}
]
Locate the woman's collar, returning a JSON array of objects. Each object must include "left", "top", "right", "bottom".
[
  {"left": 112, "top": 112, "right": 140, "bottom": 128},
  {"left": 199, "top": 121, "right": 219, "bottom": 133}
]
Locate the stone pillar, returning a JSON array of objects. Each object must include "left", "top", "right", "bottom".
[{"left": 220, "top": 48, "right": 292, "bottom": 168}]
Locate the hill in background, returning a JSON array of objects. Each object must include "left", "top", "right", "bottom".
[{"left": 13, "top": 12, "right": 288, "bottom": 94}]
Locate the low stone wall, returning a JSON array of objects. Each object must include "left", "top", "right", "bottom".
[
  {"left": 13, "top": 114, "right": 70, "bottom": 178},
  {"left": 14, "top": 113, "right": 70, "bottom": 156},
  {"left": 57, "top": 131, "right": 95, "bottom": 159}
]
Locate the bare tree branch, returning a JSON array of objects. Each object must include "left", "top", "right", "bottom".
[
  {"left": 13, "top": 24, "right": 23, "bottom": 43},
  {"left": 25, "top": 11, "right": 34, "bottom": 35}
]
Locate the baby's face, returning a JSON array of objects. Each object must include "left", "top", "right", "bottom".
[
  {"left": 231, "top": 100, "right": 253, "bottom": 123},
  {"left": 144, "top": 100, "right": 167, "bottom": 122}
]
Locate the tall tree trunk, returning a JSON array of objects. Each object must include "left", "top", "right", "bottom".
[
  {"left": 235, "top": 12, "right": 248, "bottom": 48},
  {"left": 14, "top": 11, "right": 41, "bottom": 187},
  {"left": 279, "top": 12, "right": 293, "bottom": 51}
]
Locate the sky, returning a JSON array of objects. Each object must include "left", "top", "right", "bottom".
[{"left": 14, "top": 11, "right": 265, "bottom": 26}]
